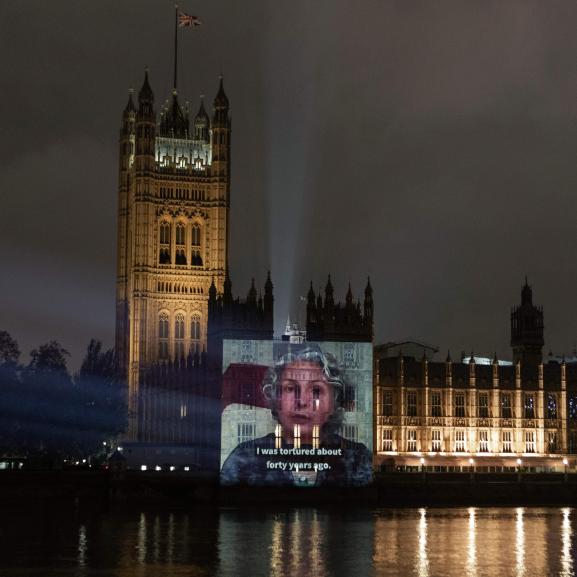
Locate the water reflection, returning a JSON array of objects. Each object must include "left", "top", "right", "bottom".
[{"left": 0, "top": 504, "right": 575, "bottom": 576}]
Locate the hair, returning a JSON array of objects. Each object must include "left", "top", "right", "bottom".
[{"left": 262, "top": 346, "right": 346, "bottom": 433}]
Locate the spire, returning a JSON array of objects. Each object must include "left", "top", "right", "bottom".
[
  {"left": 138, "top": 68, "right": 154, "bottom": 104},
  {"left": 307, "top": 282, "right": 315, "bottom": 304},
  {"left": 124, "top": 88, "right": 135, "bottom": 115},
  {"left": 264, "top": 271, "right": 273, "bottom": 294},
  {"left": 223, "top": 271, "right": 232, "bottom": 305},
  {"left": 208, "top": 277, "right": 217, "bottom": 301},
  {"left": 247, "top": 278, "right": 257, "bottom": 304},
  {"left": 159, "top": 91, "right": 188, "bottom": 138},
  {"left": 346, "top": 282, "right": 353, "bottom": 306},
  {"left": 493, "top": 351, "right": 498, "bottom": 365},
  {"left": 214, "top": 75, "right": 229, "bottom": 108},
  {"left": 285, "top": 316, "right": 291, "bottom": 334},
  {"left": 194, "top": 95, "right": 210, "bottom": 141},
  {"left": 446, "top": 350, "right": 452, "bottom": 363}
]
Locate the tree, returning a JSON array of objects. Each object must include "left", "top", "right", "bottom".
[
  {"left": 0, "top": 330, "right": 20, "bottom": 367},
  {"left": 29, "top": 340, "right": 70, "bottom": 375}
]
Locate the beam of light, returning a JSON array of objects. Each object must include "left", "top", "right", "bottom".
[
  {"left": 561, "top": 508, "right": 573, "bottom": 577},
  {"left": 290, "top": 510, "right": 302, "bottom": 575},
  {"left": 417, "top": 508, "right": 429, "bottom": 577},
  {"left": 516, "top": 507, "right": 525, "bottom": 577}
]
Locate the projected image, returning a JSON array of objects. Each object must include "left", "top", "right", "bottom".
[{"left": 220, "top": 340, "right": 373, "bottom": 487}]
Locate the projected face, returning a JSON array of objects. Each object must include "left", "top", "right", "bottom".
[{"left": 276, "top": 360, "right": 335, "bottom": 442}]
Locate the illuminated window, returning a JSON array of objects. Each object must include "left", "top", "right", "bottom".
[
  {"left": 174, "top": 313, "right": 185, "bottom": 358},
  {"left": 293, "top": 424, "right": 301, "bottom": 449},
  {"left": 479, "top": 430, "right": 489, "bottom": 452},
  {"left": 292, "top": 382, "right": 302, "bottom": 411},
  {"left": 159, "top": 222, "right": 171, "bottom": 264},
  {"left": 313, "top": 386, "right": 320, "bottom": 412},
  {"left": 431, "top": 392, "right": 442, "bottom": 417},
  {"left": 569, "top": 395, "right": 577, "bottom": 421},
  {"left": 191, "top": 223, "right": 201, "bottom": 247},
  {"left": 501, "top": 394, "right": 512, "bottom": 419},
  {"left": 180, "top": 404, "right": 187, "bottom": 418},
  {"left": 525, "top": 431, "right": 535, "bottom": 453},
  {"left": 478, "top": 393, "right": 489, "bottom": 418},
  {"left": 175, "top": 224, "right": 186, "bottom": 265},
  {"left": 431, "top": 429, "right": 441, "bottom": 452},
  {"left": 382, "top": 391, "right": 393, "bottom": 417},
  {"left": 407, "top": 429, "right": 417, "bottom": 451},
  {"left": 190, "top": 315, "right": 201, "bottom": 354},
  {"left": 502, "top": 431, "right": 512, "bottom": 453},
  {"left": 455, "top": 394, "right": 465, "bottom": 418},
  {"left": 158, "top": 313, "right": 169, "bottom": 360},
  {"left": 382, "top": 429, "right": 393, "bottom": 451},
  {"left": 312, "top": 425, "right": 320, "bottom": 449},
  {"left": 275, "top": 424, "right": 282, "bottom": 449},
  {"left": 548, "top": 431, "right": 557, "bottom": 453},
  {"left": 524, "top": 394, "right": 535, "bottom": 419},
  {"left": 455, "top": 430, "right": 466, "bottom": 452},
  {"left": 547, "top": 394, "right": 557, "bottom": 419},
  {"left": 237, "top": 423, "right": 255, "bottom": 445},
  {"left": 407, "top": 391, "right": 417, "bottom": 417}
]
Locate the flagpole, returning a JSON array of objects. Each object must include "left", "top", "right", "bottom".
[{"left": 173, "top": 4, "right": 178, "bottom": 92}]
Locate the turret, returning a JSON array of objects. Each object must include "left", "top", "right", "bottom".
[
  {"left": 511, "top": 278, "right": 544, "bottom": 366},
  {"left": 194, "top": 96, "right": 210, "bottom": 142},
  {"left": 135, "top": 69, "right": 156, "bottom": 171},
  {"left": 158, "top": 90, "right": 189, "bottom": 138},
  {"left": 211, "top": 76, "right": 231, "bottom": 178},
  {"left": 364, "top": 277, "right": 373, "bottom": 324}
]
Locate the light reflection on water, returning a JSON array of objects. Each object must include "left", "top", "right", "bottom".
[{"left": 0, "top": 505, "right": 574, "bottom": 576}]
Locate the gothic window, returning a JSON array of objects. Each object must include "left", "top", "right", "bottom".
[
  {"left": 175, "top": 223, "right": 186, "bottom": 265},
  {"left": 502, "top": 431, "right": 512, "bottom": 453},
  {"left": 407, "top": 429, "right": 417, "bottom": 451},
  {"left": 455, "top": 393, "right": 465, "bottom": 418},
  {"left": 312, "top": 425, "right": 320, "bottom": 450},
  {"left": 431, "top": 392, "right": 442, "bottom": 417},
  {"left": 525, "top": 431, "right": 535, "bottom": 453},
  {"left": 237, "top": 423, "right": 255, "bottom": 446},
  {"left": 455, "top": 430, "right": 466, "bottom": 452},
  {"left": 547, "top": 394, "right": 557, "bottom": 419},
  {"left": 479, "top": 430, "right": 489, "bottom": 452},
  {"left": 275, "top": 424, "right": 282, "bottom": 449},
  {"left": 501, "top": 394, "right": 512, "bottom": 418},
  {"left": 524, "top": 394, "right": 535, "bottom": 419},
  {"left": 293, "top": 424, "right": 301, "bottom": 449},
  {"left": 382, "top": 391, "right": 393, "bottom": 417},
  {"left": 190, "top": 315, "right": 201, "bottom": 355},
  {"left": 174, "top": 313, "right": 185, "bottom": 358},
  {"left": 431, "top": 429, "right": 441, "bottom": 452},
  {"left": 191, "top": 224, "right": 201, "bottom": 247},
  {"left": 192, "top": 249, "right": 203, "bottom": 267},
  {"left": 407, "top": 391, "right": 417, "bottom": 417},
  {"left": 569, "top": 395, "right": 577, "bottom": 421},
  {"left": 159, "top": 222, "right": 171, "bottom": 264},
  {"left": 382, "top": 429, "right": 393, "bottom": 452},
  {"left": 478, "top": 393, "right": 489, "bottom": 418},
  {"left": 158, "top": 313, "right": 169, "bottom": 360}
]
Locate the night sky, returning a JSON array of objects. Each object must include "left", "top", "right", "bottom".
[{"left": 1, "top": 0, "right": 577, "bottom": 369}]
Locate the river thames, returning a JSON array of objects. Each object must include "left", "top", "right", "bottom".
[{"left": 0, "top": 505, "right": 574, "bottom": 576}]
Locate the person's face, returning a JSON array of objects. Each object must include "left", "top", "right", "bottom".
[{"left": 276, "top": 360, "right": 335, "bottom": 441}]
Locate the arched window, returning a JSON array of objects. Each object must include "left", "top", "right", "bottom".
[
  {"left": 191, "top": 224, "right": 201, "bottom": 247},
  {"left": 158, "top": 313, "right": 169, "bottom": 360},
  {"left": 175, "top": 313, "right": 185, "bottom": 358},
  {"left": 191, "top": 315, "right": 201, "bottom": 354},
  {"left": 159, "top": 222, "right": 171, "bottom": 264},
  {"left": 192, "top": 249, "right": 203, "bottom": 267},
  {"left": 175, "top": 223, "right": 186, "bottom": 265}
]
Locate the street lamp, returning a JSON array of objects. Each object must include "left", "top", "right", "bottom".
[{"left": 563, "top": 458, "right": 569, "bottom": 482}]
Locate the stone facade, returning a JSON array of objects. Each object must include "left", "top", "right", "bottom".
[{"left": 116, "top": 70, "right": 231, "bottom": 440}]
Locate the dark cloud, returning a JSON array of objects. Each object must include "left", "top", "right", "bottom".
[{"left": 1, "top": 0, "right": 576, "bottom": 368}]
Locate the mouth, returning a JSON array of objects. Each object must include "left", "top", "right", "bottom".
[{"left": 290, "top": 414, "right": 312, "bottom": 424}]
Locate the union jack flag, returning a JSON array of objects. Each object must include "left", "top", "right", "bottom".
[{"left": 178, "top": 11, "right": 201, "bottom": 27}]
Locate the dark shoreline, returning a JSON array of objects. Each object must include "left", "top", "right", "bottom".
[{"left": 2, "top": 470, "right": 577, "bottom": 508}]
